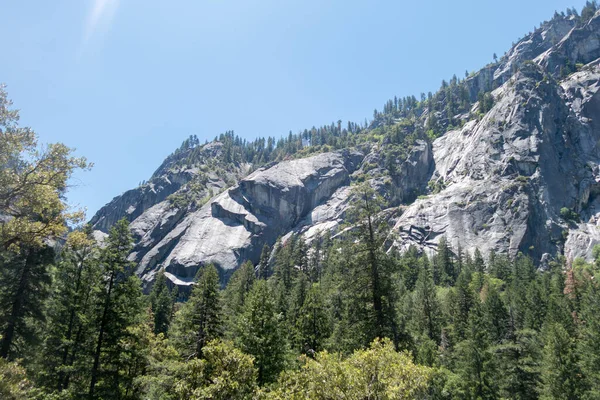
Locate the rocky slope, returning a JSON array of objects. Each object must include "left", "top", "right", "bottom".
[{"left": 91, "top": 9, "right": 600, "bottom": 289}]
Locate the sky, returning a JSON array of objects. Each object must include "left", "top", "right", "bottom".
[{"left": 0, "top": 0, "right": 588, "bottom": 218}]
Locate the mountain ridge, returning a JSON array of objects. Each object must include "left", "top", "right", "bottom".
[{"left": 91, "top": 7, "right": 600, "bottom": 290}]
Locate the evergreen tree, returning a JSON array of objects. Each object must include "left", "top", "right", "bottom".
[
  {"left": 577, "top": 278, "right": 600, "bottom": 398},
  {"left": 453, "top": 302, "right": 497, "bottom": 399},
  {"left": 489, "top": 251, "right": 511, "bottom": 282},
  {"left": 412, "top": 263, "right": 441, "bottom": 342},
  {"left": 524, "top": 277, "right": 548, "bottom": 331},
  {"left": 257, "top": 244, "right": 271, "bottom": 280},
  {"left": 295, "top": 283, "right": 330, "bottom": 356},
  {"left": 171, "top": 265, "right": 222, "bottom": 359},
  {"left": 473, "top": 248, "right": 486, "bottom": 274},
  {"left": 492, "top": 329, "right": 541, "bottom": 400},
  {"left": 433, "top": 237, "right": 454, "bottom": 285},
  {"left": 272, "top": 237, "right": 296, "bottom": 291},
  {"left": 149, "top": 270, "right": 175, "bottom": 336},
  {"left": 345, "top": 184, "right": 398, "bottom": 344},
  {"left": 38, "top": 229, "right": 100, "bottom": 391},
  {"left": 0, "top": 246, "right": 54, "bottom": 360},
  {"left": 235, "top": 280, "right": 287, "bottom": 384},
  {"left": 398, "top": 245, "right": 421, "bottom": 291},
  {"left": 288, "top": 272, "right": 309, "bottom": 339},
  {"left": 483, "top": 282, "right": 509, "bottom": 344},
  {"left": 308, "top": 237, "right": 323, "bottom": 282},
  {"left": 223, "top": 261, "right": 255, "bottom": 334},
  {"left": 539, "top": 323, "right": 585, "bottom": 399},
  {"left": 88, "top": 218, "right": 145, "bottom": 399},
  {"left": 451, "top": 269, "right": 476, "bottom": 342},
  {"left": 544, "top": 269, "right": 574, "bottom": 332}
]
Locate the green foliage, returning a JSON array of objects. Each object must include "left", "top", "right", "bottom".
[
  {"left": 7, "top": 202, "right": 600, "bottom": 399},
  {"left": 428, "top": 178, "right": 446, "bottom": 194},
  {"left": 433, "top": 237, "right": 455, "bottom": 286},
  {"left": 581, "top": 0, "right": 599, "bottom": 22},
  {"left": 451, "top": 302, "right": 498, "bottom": 399},
  {"left": 235, "top": 280, "right": 288, "bottom": 385},
  {"left": 576, "top": 279, "right": 600, "bottom": 398},
  {"left": 174, "top": 339, "right": 257, "bottom": 400},
  {"left": 0, "top": 246, "right": 54, "bottom": 359},
  {"left": 149, "top": 271, "right": 176, "bottom": 336},
  {"left": 223, "top": 260, "right": 255, "bottom": 334},
  {"left": 0, "top": 85, "right": 91, "bottom": 251},
  {"left": 88, "top": 218, "right": 147, "bottom": 399},
  {"left": 295, "top": 283, "right": 330, "bottom": 355},
  {"left": 171, "top": 265, "right": 222, "bottom": 359},
  {"left": 516, "top": 175, "right": 529, "bottom": 184},
  {"left": 539, "top": 323, "right": 586, "bottom": 399},
  {"left": 0, "top": 356, "right": 32, "bottom": 399},
  {"left": 264, "top": 338, "right": 432, "bottom": 400},
  {"left": 491, "top": 329, "right": 541, "bottom": 399},
  {"left": 36, "top": 229, "right": 101, "bottom": 391},
  {"left": 478, "top": 91, "right": 495, "bottom": 114},
  {"left": 412, "top": 262, "right": 441, "bottom": 342},
  {"left": 560, "top": 207, "right": 580, "bottom": 222}
]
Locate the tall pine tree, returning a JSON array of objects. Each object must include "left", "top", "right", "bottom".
[{"left": 171, "top": 264, "right": 222, "bottom": 359}]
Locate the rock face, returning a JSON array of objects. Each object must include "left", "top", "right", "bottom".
[
  {"left": 391, "top": 59, "right": 600, "bottom": 263},
  {"left": 538, "top": 11, "right": 600, "bottom": 76},
  {"left": 91, "top": 142, "right": 233, "bottom": 234},
  {"left": 392, "top": 63, "right": 577, "bottom": 259},
  {"left": 91, "top": 10, "right": 600, "bottom": 289},
  {"left": 128, "top": 151, "right": 366, "bottom": 288}
]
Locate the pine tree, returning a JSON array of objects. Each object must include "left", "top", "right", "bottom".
[
  {"left": 257, "top": 244, "right": 271, "bottom": 280},
  {"left": 545, "top": 269, "right": 574, "bottom": 332},
  {"left": 453, "top": 302, "right": 497, "bottom": 399},
  {"left": 524, "top": 276, "right": 548, "bottom": 331},
  {"left": 452, "top": 269, "right": 476, "bottom": 342},
  {"left": 273, "top": 237, "right": 296, "bottom": 291},
  {"left": 308, "top": 237, "right": 323, "bottom": 282},
  {"left": 539, "top": 323, "right": 586, "bottom": 399},
  {"left": 288, "top": 272, "right": 309, "bottom": 340},
  {"left": 88, "top": 218, "right": 145, "bottom": 399},
  {"left": 38, "top": 229, "right": 101, "bottom": 391},
  {"left": 235, "top": 280, "right": 287, "bottom": 384},
  {"left": 412, "top": 263, "right": 441, "bottom": 342},
  {"left": 0, "top": 246, "right": 54, "bottom": 360},
  {"left": 223, "top": 261, "right": 255, "bottom": 333},
  {"left": 483, "top": 282, "right": 509, "bottom": 344},
  {"left": 489, "top": 251, "right": 511, "bottom": 282},
  {"left": 345, "top": 183, "right": 397, "bottom": 343},
  {"left": 398, "top": 245, "right": 421, "bottom": 291},
  {"left": 433, "top": 237, "right": 454, "bottom": 285},
  {"left": 491, "top": 329, "right": 541, "bottom": 400},
  {"left": 149, "top": 270, "right": 175, "bottom": 336},
  {"left": 577, "top": 278, "right": 600, "bottom": 398},
  {"left": 295, "top": 283, "right": 330, "bottom": 356},
  {"left": 171, "top": 265, "right": 222, "bottom": 359},
  {"left": 473, "top": 248, "right": 486, "bottom": 274}
]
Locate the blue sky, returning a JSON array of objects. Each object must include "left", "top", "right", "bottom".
[{"left": 0, "top": 0, "right": 587, "bottom": 217}]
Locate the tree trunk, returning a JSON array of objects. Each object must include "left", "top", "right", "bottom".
[
  {"left": 366, "top": 211, "right": 384, "bottom": 339},
  {"left": 58, "top": 256, "right": 85, "bottom": 390},
  {"left": 89, "top": 270, "right": 115, "bottom": 399}
]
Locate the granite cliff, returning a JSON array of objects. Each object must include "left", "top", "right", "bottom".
[{"left": 91, "top": 10, "right": 600, "bottom": 289}]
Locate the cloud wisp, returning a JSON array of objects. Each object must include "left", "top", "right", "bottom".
[{"left": 82, "top": 0, "right": 120, "bottom": 47}]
